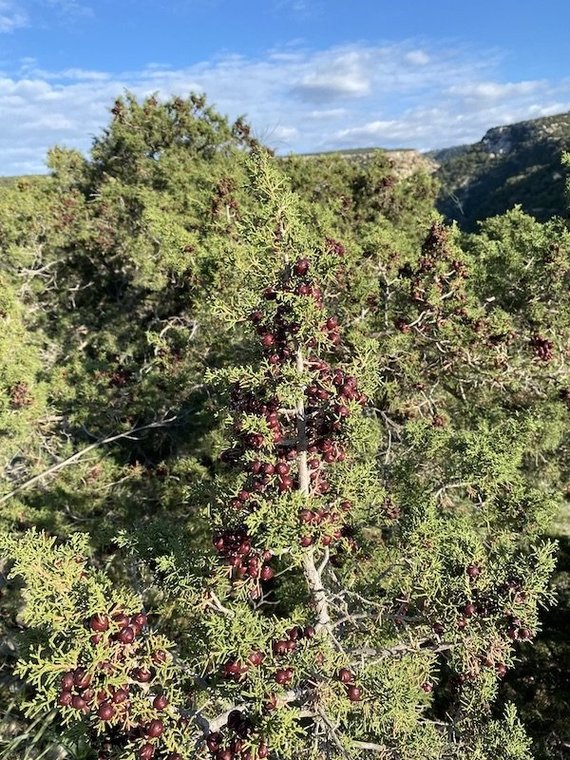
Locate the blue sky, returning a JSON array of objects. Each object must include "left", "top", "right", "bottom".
[{"left": 1, "top": 0, "right": 570, "bottom": 174}]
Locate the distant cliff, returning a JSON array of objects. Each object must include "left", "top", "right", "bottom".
[
  {"left": 298, "top": 147, "right": 438, "bottom": 180},
  {"left": 429, "top": 113, "right": 570, "bottom": 230}
]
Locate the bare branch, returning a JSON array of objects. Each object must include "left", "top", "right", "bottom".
[
  {"left": 315, "top": 707, "right": 350, "bottom": 758},
  {"left": 0, "top": 416, "right": 178, "bottom": 504},
  {"left": 296, "top": 348, "right": 333, "bottom": 635},
  {"left": 201, "top": 689, "right": 300, "bottom": 735},
  {"left": 348, "top": 640, "right": 455, "bottom": 667},
  {"left": 352, "top": 740, "right": 397, "bottom": 757},
  {"left": 207, "top": 591, "right": 235, "bottom": 617}
]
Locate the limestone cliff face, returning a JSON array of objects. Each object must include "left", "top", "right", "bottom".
[
  {"left": 298, "top": 147, "right": 437, "bottom": 180},
  {"left": 383, "top": 150, "right": 438, "bottom": 179},
  {"left": 428, "top": 113, "right": 570, "bottom": 230},
  {"left": 481, "top": 126, "right": 513, "bottom": 158}
]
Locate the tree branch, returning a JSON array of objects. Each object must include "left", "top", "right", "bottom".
[
  {"left": 315, "top": 707, "right": 350, "bottom": 758},
  {"left": 296, "top": 348, "right": 332, "bottom": 634},
  {"left": 0, "top": 416, "right": 178, "bottom": 504},
  {"left": 352, "top": 740, "right": 398, "bottom": 757},
  {"left": 200, "top": 689, "right": 301, "bottom": 735}
]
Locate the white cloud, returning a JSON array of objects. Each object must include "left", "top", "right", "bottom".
[
  {"left": 405, "top": 50, "right": 430, "bottom": 66},
  {"left": 1, "top": 41, "right": 570, "bottom": 175},
  {"left": 292, "top": 50, "right": 372, "bottom": 101},
  {"left": 527, "top": 101, "right": 570, "bottom": 117},
  {"left": 273, "top": 0, "right": 323, "bottom": 15},
  {"left": 19, "top": 112, "right": 77, "bottom": 131},
  {"left": 448, "top": 80, "right": 544, "bottom": 101},
  {"left": 26, "top": 67, "right": 112, "bottom": 81},
  {"left": 0, "top": 1, "right": 27, "bottom": 32},
  {"left": 332, "top": 96, "right": 570, "bottom": 152},
  {"left": 294, "top": 70, "right": 370, "bottom": 101},
  {"left": 271, "top": 125, "right": 299, "bottom": 142},
  {"left": 307, "top": 108, "right": 347, "bottom": 120},
  {"left": 336, "top": 119, "right": 399, "bottom": 141}
]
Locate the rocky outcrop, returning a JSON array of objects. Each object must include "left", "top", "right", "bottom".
[
  {"left": 428, "top": 112, "right": 570, "bottom": 230},
  {"left": 299, "top": 147, "right": 438, "bottom": 180}
]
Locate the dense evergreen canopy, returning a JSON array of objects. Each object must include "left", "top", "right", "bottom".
[{"left": 0, "top": 93, "right": 568, "bottom": 760}]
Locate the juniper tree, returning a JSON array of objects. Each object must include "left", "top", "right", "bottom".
[
  {"left": 327, "top": 207, "right": 569, "bottom": 557},
  {"left": 0, "top": 271, "right": 54, "bottom": 517},
  {"left": 0, "top": 94, "right": 264, "bottom": 542},
  {"left": 0, "top": 154, "right": 557, "bottom": 760},
  {"left": 0, "top": 96, "right": 567, "bottom": 759}
]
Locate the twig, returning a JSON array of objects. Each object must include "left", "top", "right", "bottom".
[
  {"left": 348, "top": 640, "right": 455, "bottom": 667},
  {"left": 203, "top": 689, "right": 300, "bottom": 734},
  {"left": 315, "top": 708, "right": 349, "bottom": 758},
  {"left": 296, "top": 349, "right": 332, "bottom": 635},
  {"left": 352, "top": 740, "right": 396, "bottom": 756},
  {"left": 207, "top": 591, "right": 235, "bottom": 617},
  {"left": 0, "top": 416, "right": 178, "bottom": 504}
]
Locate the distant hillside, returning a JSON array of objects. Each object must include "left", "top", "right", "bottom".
[
  {"left": 0, "top": 176, "right": 22, "bottom": 187},
  {"left": 429, "top": 113, "right": 570, "bottom": 230},
  {"left": 5, "top": 112, "right": 570, "bottom": 231},
  {"left": 297, "top": 147, "right": 438, "bottom": 180},
  {"left": 0, "top": 175, "right": 44, "bottom": 188}
]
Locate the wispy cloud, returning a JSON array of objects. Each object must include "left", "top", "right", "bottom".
[
  {"left": 0, "top": 0, "right": 94, "bottom": 32},
  {"left": 1, "top": 41, "right": 570, "bottom": 174},
  {"left": 36, "top": 0, "right": 93, "bottom": 21},
  {"left": 333, "top": 99, "right": 570, "bottom": 148},
  {"left": 292, "top": 50, "right": 372, "bottom": 101},
  {"left": 307, "top": 108, "right": 348, "bottom": 120},
  {"left": 447, "top": 80, "right": 545, "bottom": 101},
  {"left": 405, "top": 50, "right": 430, "bottom": 66},
  {"left": 0, "top": 1, "right": 28, "bottom": 32},
  {"left": 273, "top": 0, "right": 323, "bottom": 17}
]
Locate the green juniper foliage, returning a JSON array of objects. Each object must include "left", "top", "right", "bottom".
[
  {"left": 1, "top": 148, "right": 564, "bottom": 760},
  {"left": 0, "top": 96, "right": 568, "bottom": 759}
]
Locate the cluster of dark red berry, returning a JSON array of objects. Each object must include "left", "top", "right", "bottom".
[
  {"left": 397, "top": 223, "right": 471, "bottom": 333},
  {"left": 504, "top": 614, "right": 533, "bottom": 642},
  {"left": 381, "top": 498, "right": 400, "bottom": 521},
  {"left": 8, "top": 381, "right": 33, "bottom": 409},
  {"left": 430, "top": 564, "right": 535, "bottom": 689},
  {"left": 324, "top": 237, "right": 346, "bottom": 257},
  {"left": 208, "top": 256, "right": 370, "bottom": 742},
  {"left": 297, "top": 501, "right": 353, "bottom": 546},
  {"left": 497, "top": 577, "right": 533, "bottom": 641},
  {"left": 213, "top": 528, "right": 274, "bottom": 586},
  {"left": 57, "top": 666, "right": 95, "bottom": 714},
  {"left": 211, "top": 177, "right": 239, "bottom": 221},
  {"left": 452, "top": 564, "right": 485, "bottom": 628},
  {"left": 457, "top": 599, "right": 533, "bottom": 641},
  {"left": 498, "top": 576, "right": 527, "bottom": 602},
  {"left": 270, "top": 624, "right": 317, "bottom": 686},
  {"left": 466, "top": 653, "right": 509, "bottom": 682},
  {"left": 56, "top": 611, "right": 181, "bottom": 760},
  {"left": 300, "top": 363, "right": 366, "bottom": 510},
  {"left": 337, "top": 667, "right": 363, "bottom": 702},
  {"left": 206, "top": 709, "right": 268, "bottom": 760},
  {"left": 431, "top": 627, "right": 509, "bottom": 688},
  {"left": 217, "top": 258, "right": 367, "bottom": 576},
  {"left": 250, "top": 256, "right": 347, "bottom": 361},
  {"left": 455, "top": 596, "right": 510, "bottom": 632},
  {"left": 529, "top": 334, "right": 554, "bottom": 361},
  {"left": 217, "top": 623, "right": 363, "bottom": 710},
  {"left": 219, "top": 624, "right": 315, "bottom": 689},
  {"left": 431, "top": 567, "right": 533, "bottom": 647}
]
